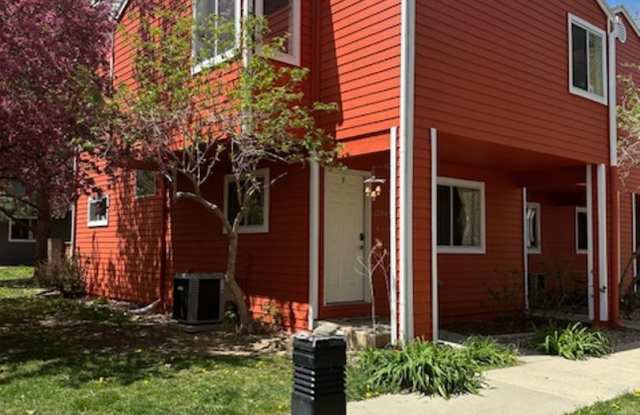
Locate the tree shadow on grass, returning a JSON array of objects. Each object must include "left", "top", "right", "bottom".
[
  {"left": 0, "top": 297, "right": 274, "bottom": 389},
  {"left": 0, "top": 277, "right": 35, "bottom": 289}
]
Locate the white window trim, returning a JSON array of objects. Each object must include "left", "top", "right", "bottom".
[
  {"left": 437, "top": 177, "right": 486, "bottom": 255},
  {"left": 526, "top": 202, "right": 542, "bottom": 254},
  {"left": 255, "top": 0, "right": 301, "bottom": 66},
  {"left": 191, "top": 0, "right": 242, "bottom": 75},
  {"left": 87, "top": 195, "right": 110, "bottom": 228},
  {"left": 568, "top": 13, "right": 608, "bottom": 106},
  {"left": 135, "top": 170, "right": 158, "bottom": 199},
  {"left": 223, "top": 168, "right": 270, "bottom": 234},
  {"left": 8, "top": 218, "right": 36, "bottom": 243},
  {"left": 576, "top": 206, "right": 588, "bottom": 255}
]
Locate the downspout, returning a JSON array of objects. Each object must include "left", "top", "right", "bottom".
[
  {"left": 608, "top": 16, "right": 622, "bottom": 326},
  {"left": 399, "top": 0, "right": 415, "bottom": 342},
  {"left": 159, "top": 178, "right": 169, "bottom": 309}
]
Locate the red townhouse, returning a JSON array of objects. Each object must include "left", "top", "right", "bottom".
[{"left": 74, "top": 0, "right": 640, "bottom": 343}]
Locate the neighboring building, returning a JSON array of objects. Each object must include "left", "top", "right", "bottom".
[
  {"left": 0, "top": 213, "right": 72, "bottom": 265},
  {"left": 76, "top": 0, "right": 640, "bottom": 342}
]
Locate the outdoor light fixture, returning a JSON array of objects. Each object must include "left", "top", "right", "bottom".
[{"left": 364, "top": 176, "right": 386, "bottom": 200}]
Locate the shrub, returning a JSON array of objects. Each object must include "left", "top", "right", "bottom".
[
  {"left": 535, "top": 323, "right": 612, "bottom": 360},
  {"left": 347, "top": 340, "right": 482, "bottom": 400},
  {"left": 621, "top": 290, "right": 640, "bottom": 320},
  {"left": 35, "top": 256, "right": 85, "bottom": 298},
  {"left": 463, "top": 336, "right": 518, "bottom": 369}
]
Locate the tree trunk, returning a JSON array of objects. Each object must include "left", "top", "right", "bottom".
[
  {"left": 225, "top": 231, "right": 253, "bottom": 330},
  {"left": 33, "top": 191, "right": 52, "bottom": 277}
]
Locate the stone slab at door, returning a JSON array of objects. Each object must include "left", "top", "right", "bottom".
[{"left": 324, "top": 169, "right": 368, "bottom": 304}]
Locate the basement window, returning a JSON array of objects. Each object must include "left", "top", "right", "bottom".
[
  {"left": 526, "top": 202, "right": 541, "bottom": 254},
  {"left": 9, "top": 218, "right": 36, "bottom": 243},
  {"left": 437, "top": 177, "right": 486, "bottom": 254},
  {"left": 224, "top": 169, "right": 270, "bottom": 233},
  {"left": 135, "top": 170, "right": 157, "bottom": 199},
  {"left": 569, "top": 14, "right": 607, "bottom": 105},
  {"left": 256, "top": 0, "right": 301, "bottom": 66},
  {"left": 88, "top": 195, "right": 109, "bottom": 228},
  {"left": 576, "top": 207, "right": 588, "bottom": 254}
]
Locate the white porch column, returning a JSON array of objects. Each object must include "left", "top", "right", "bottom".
[
  {"left": 587, "top": 165, "right": 595, "bottom": 321},
  {"left": 522, "top": 187, "right": 529, "bottom": 311},
  {"left": 430, "top": 128, "right": 439, "bottom": 341},
  {"left": 597, "top": 164, "right": 609, "bottom": 322},
  {"left": 390, "top": 127, "right": 399, "bottom": 344},
  {"left": 308, "top": 162, "right": 320, "bottom": 330}
]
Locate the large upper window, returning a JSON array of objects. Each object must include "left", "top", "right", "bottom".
[
  {"left": 88, "top": 195, "right": 109, "bottom": 228},
  {"left": 576, "top": 207, "right": 588, "bottom": 254},
  {"left": 256, "top": 0, "right": 301, "bottom": 66},
  {"left": 193, "top": 0, "right": 241, "bottom": 73},
  {"left": 224, "top": 169, "right": 270, "bottom": 233},
  {"left": 526, "top": 202, "right": 541, "bottom": 254},
  {"left": 437, "top": 177, "right": 485, "bottom": 254},
  {"left": 9, "top": 218, "right": 36, "bottom": 243},
  {"left": 569, "top": 14, "right": 607, "bottom": 105}
]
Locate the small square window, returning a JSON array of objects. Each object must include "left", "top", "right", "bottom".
[
  {"left": 576, "top": 207, "right": 588, "bottom": 254},
  {"left": 569, "top": 14, "right": 607, "bottom": 104},
  {"left": 526, "top": 202, "right": 541, "bottom": 254},
  {"left": 437, "top": 178, "right": 485, "bottom": 254},
  {"left": 224, "top": 169, "right": 270, "bottom": 233},
  {"left": 88, "top": 195, "right": 109, "bottom": 228},
  {"left": 135, "top": 170, "right": 157, "bottom": 198},
  {"left": 9, "top": 218, "right": 36, "bottom": 243},
  {"left": 256, "top": 0, "right": 301, "bottom": 66}
]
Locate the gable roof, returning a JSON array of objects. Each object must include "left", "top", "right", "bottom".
[{"left": 611, "top": 4, "right": 640, "bottom": 38}]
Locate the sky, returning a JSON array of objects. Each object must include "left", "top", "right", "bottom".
[{"left": 614, "top": 0, "right": 640, "bottom": 16}]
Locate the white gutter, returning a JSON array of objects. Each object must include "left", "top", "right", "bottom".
[
  {"left": 399, "top": 0, "right": 415, "bottom": 342},
  {"left": 609, "top": 18, "right": 618, "bottom": 167},
  {"left": 390, "top": 127, "right": 398, "bottom": 344},
  {"left": 587, "top": 165, "right": 595, "bottom": 321}
]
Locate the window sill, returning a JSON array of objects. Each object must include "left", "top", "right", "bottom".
[
  {"left": 8, "top": 239, "right": 35, "bottom": 244},
  {"left": 577, "top": 249, "right": 588, "bottom": 255},
  {"left": 88, "top": 221, "right": 109, "bottom": 228},
  {"left": 191, "top": 50, "right": 236, "bottom": 76},
  {"left": 528, "top": 248, "right": 541, "bottom": 255},
  {"left": 438, "top": 246, "right": 486, "bottom": 255},
  {"left": 569, "top": 86, "right": 607, "bottom": 106}
]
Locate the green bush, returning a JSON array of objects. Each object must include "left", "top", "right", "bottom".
[
  {"left": 463, "top": 336, "right": 518, "bottom": 369},
  {"left": 535, "top": 323, "right": 612, "bottom": 360},
  {"left": 347, "top": 340, "right": 482, "bottom": 400},
  {"left": 35, "top": 256, "right": 85, "bottom": 298}
]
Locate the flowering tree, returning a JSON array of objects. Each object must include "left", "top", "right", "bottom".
[
  {"left": 103, "top": 7, "right": 339, "bottom": 330},
  {"left": 0, "top": 0, "right": 114, "bottom": 268}
]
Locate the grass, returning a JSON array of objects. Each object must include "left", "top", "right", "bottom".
[
  {"left": 0, "top": 266, "right": 292, "bottom": 415},
  {"left": 568, "top": 392, "right": 640, "bottom": 414}
]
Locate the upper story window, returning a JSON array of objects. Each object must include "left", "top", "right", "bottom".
[
  {"left": 193, "top": 0, "right": 241, "bottom": 73},
  {"left": 88, "top": 195, "right": 109, "bottom": 228},
  {"left": 224, "top": 168, "right": 270, "bottom": 233},
  {"left": 135, "top": 170, "right": 157, "bottom": 199},
  {"left": 437, "top": 177, "right": 486, "bottom": 254},
  {"left": 256, "top": 0, "right": 301, "bottom": 66},
  {"left": 569, "top": 14, "right": 607, "bottom": 105}
]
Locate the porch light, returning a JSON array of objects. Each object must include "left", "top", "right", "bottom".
[{"left": 364, "top": 176, "right": 386, "bottom": 200}]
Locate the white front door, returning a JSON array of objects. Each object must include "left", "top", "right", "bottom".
[{"left": 324, "top": 169, "right": 368, "bottom": 304}]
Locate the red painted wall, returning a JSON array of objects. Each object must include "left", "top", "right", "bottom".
[{"left": 437, "top": 163, "right": 525, "bottom": 323}]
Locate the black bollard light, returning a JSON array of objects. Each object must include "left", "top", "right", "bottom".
[{"left": 291, "top": 334, "right": 347, "bottom": 415}]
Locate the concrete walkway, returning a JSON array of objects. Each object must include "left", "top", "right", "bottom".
[{"left": 348, "top": 348, "right": 640, "bottom": 415}]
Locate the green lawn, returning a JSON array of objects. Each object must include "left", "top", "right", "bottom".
[
  {"left": 568, "top": 393, "right": 640, "bottom": 414},
  {"left": 0, "top": 267, "right": 292, "bottom": 415}
]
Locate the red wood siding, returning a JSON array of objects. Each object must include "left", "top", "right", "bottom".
[
  {"left": 415, "top": 0, "right": 610, "bottom": 164},
  {"left": 527, "top": 192, "right": 588, "bottom": 299},
  {"left": 437, "top": 163, "right": 525, "bottom": 323},
  {"left": 317, "top": 0, "right": 401, "bottom": 141}
]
